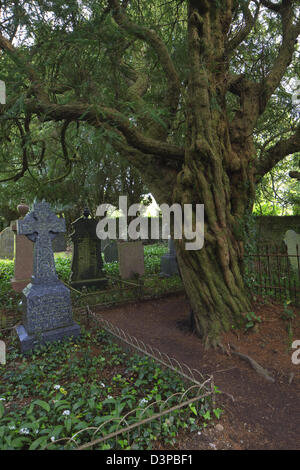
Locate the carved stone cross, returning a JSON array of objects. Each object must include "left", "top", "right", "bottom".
[
  {"left": 16, "top": 201, "right": 80, "bottom": 353},
  {"left": 18, "top": 201, "right": 65, "bottom": 284}
]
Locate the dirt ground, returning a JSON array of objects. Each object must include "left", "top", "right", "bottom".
[{"left": 93, "top": 294, "right": 300, "bottom": 450}]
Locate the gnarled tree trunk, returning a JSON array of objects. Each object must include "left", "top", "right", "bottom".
[{"left": 150, "top": 1, "right": 257, "bottom": 345}]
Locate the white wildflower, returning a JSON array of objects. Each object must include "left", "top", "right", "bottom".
[
  {"left": 107, "top": 395, "right": 113, "bottom": 399},
  {"left": 139, "top": 398, "right": 148, "bottom": 406},
  {"left": 51, "top": 436, "right": 56, "bottom": 442},
  {"left": 62, "top": 410, "right": 70, "bottom": 416},
  {"left": 100, "top": 382, "right": 105, "bottom": 388},
  {"left": 0, "top": 397, "right": 6, "bottom": 401},
  {"left": 9, "top": 425, "right": 16, "bottom": 430},
  {"left": 54, "top": 385, "right": 61, "bottom": 390},
  {"left": 20, "top": 428, "right": 30, "bottom": 435}
]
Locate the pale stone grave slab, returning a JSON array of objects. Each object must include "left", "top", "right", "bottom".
[
  {"left": 283, "top": 230, "right": 300, "bottom": 273},
  {"left": 0, "top": 80, "right": 6, "bottom": 104},
  {"left": 15, "top": 201, "right": 80, "bottom": 353},
  {"left": 0, "top": 340, "right": 5, "bottom": 365},
  {"left": 118, "top": 241, "right": 144, "bottom": 280},
  {"left": 0, "top": 227, "right": 14, "bottom": 259},
  {"left": 11, "top": 201, "right": 34, "bottom": 292}
]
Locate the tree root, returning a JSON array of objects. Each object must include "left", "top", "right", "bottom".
[{"left": 219, "top": 343, "right": 275, "bottom": 383}]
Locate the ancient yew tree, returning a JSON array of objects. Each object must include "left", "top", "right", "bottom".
[{"left": 0, "top": 1, "right": 299, "bottom": 345}]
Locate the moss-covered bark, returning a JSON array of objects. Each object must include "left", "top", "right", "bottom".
[{"left": 152, "top": 1, "right": 253, "bottom": 345}]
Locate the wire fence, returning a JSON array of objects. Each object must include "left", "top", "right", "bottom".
[{"left": 43, "top": 306, "right": 214, "bottom": 450}]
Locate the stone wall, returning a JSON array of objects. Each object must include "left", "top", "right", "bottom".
[{"left": 255, "top": 216, "right": 300, "bottom": 244}]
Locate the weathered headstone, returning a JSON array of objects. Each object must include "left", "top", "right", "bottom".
[
  {"left": 0, "top": 340, "right": 5, "bottom": 365},
  {"left": 160, "top": 236, "right": 179, "bottom": 277},
  {"left": 283, "top": 230, "right": 300, "bottom": 273},
  {"left": 15, "top": 201, "right": 80, "bottom": 353},
  {"left": 118, "top": 241, "right": 144, "bottom": 280},
  {"left": 70, "top": 208, "right": 107, "bottom": 289},
  {"left": 52, "top": 232, "right": 67, "bottom": 252},
  {"left": 0, "top": 227, "right": 14, "bottom": 259},
  {"left": 0, "top": 80, "right": 6, "bottom": 105},
  {"left": 11, "top": 200, "right": 34, "bottom": 292},
  {"left": 102, "top": 238, "right": 118, "bottom": 263}
]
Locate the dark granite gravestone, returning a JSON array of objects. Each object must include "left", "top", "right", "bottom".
[
  {"left": 52, "top": 232, "right": 67, "bottom": 252},
  {"left": 102, "top": 238, "right": 118, "bottom": 263},
  {"left": 15, "top": 202, "right": 80, "bottom": 353},
  {"left": 160, "top": 236, "right": 179, "bottom": 277},
  {"left": 70, "top": 209, "right": 107, "bottom": 289}
]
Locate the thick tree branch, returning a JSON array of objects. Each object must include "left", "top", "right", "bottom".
[
  {"left": 259, "top": 2, "right": 300, "bottom": 112},
  {"left": 225, "top": 2, "right": 260, "bottom": 55},
  {"left": 111, "top": 130, "right": 179, "bottom": 203},
  {"left": 119, "top": 61, "right": 159, "bottom": 133},
  {"left": 24, "top": 100, "right": 185, "bottom": 161},
  {"left": 256, "top": 124, "right": 300, "bottom": 180}
]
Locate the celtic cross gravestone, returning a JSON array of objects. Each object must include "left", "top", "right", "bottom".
[{"left": 15, "top": 202, "right": 80, "bottom": 352}]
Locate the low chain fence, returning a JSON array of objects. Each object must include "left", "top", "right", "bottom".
[{"left": 66, "top": 274, "right": 184, "bottom": 310}]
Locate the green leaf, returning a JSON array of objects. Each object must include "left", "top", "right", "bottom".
[
  {"left": 189, "top": 404, "right": 197, "bottom": 416},
  {"left": 213, "top": 408, "right": 223, "bottom": 420},
  {"left": 203, "top": 410, "right": 211, "bottom": 420},
  {"left": 11, "top": 437, "right": 29, "bottom": 449},
  {"left": 87, "top": 398, "right": 95, "bottom": 409},
  {"left": 0, "top": 402, "right": 4, "bottom": 419},
  {"left": 53, "top": 425, "right": 64, "bottom": 437},
  {"left": 65, "top": 418, "right": 72, "bottom": 433},
  {"left": 29, "top": 435, "right": 49, "bottom": 450},
  {"left": 32, "top": 400, "right": 51, "bottom": 413}
]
